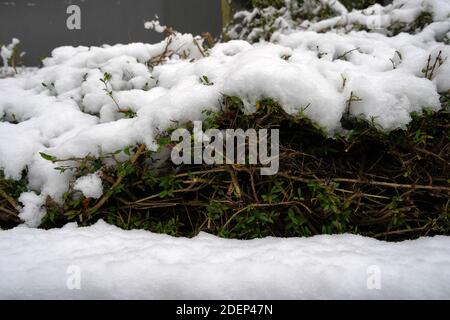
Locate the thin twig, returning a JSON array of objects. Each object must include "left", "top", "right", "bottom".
[
  {"left": 279, "top": 173, "right": 450, "bottom": 192},
  {"left": 87, "top": 144, "right": 146, "bottom": 215}
]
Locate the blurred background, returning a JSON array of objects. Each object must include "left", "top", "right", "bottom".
[
  {"left": 0, "top": 0, "right": 222, "bottom": 65},
  {"left": 0, "top": 0, "right": 393, "bottom": 66}
]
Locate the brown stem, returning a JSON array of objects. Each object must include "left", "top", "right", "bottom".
[{"left": 87, "top": 144, "right": 146, "bottom": 215}]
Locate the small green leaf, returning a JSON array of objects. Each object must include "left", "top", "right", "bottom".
[
  {"left": 200, "top": 75, "right": 213, "bottom": 86},
  {"left": 157, "top": 136, "right": 172, "bottom": 148},
  {"left": 123, "top": 146, "right": 132, "bottom": 156},
  {"left": 39, "top": 152, "right": 57, "bottom": 162}
]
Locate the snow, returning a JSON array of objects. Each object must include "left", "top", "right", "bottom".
[
  {"left": 0, "top": 220, "right": 449, "bottom": 299},
  {"left": 17, "top": 192, "right": 46, "bottom": 228},
  {"left": 144, "top": 18, "right": 167, "bottom": 33},
  {"left": 0, "top": 0, "right": 448, "bottom": 301},
  {"left": 0, "top": 0, "right": 449, "bottom": 226},
  {"left": 73, "top": 172, "right": 103, "bottom": 199},
  {"left": 0, "top": 38, "right": 27, "bottom": 78},
  {"left": 306, "top": 0, "right": 450, "bottom": 33},
  {"left": 1, "top": 38, "right": 20, "bottom": 69},
  {"left": 229, "top": 0, "right": 450, "bottom": 40}
]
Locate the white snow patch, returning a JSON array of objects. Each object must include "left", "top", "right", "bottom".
[
  {"left": 0, "top": 220, "right": 449, "bottom": 299},
  {"left": 73, "top": 172, "right": 103, "bottom": 199},
  {"left": 1, "top": 38, "right": 20, "bottom": 69},
  {"left": 144, "top": 18, "right": 166, "bottom": 33},
  {"left": 17, "top": 192, "right": 45, "bottom": 228}
]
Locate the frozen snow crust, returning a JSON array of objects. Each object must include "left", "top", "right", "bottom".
[
  {"left": 0, "top": 220, "right": 450, "bottom": 299},
  {"left": 0, "top": 0, "right": 449, "bottom": 226}
]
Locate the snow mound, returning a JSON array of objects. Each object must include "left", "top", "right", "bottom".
[
  {"left": 0, "top": 0, "right": 449, "bottom": 226},
  {"left": 228, "top": 0, "right": 450, "bottom": 41},
  {"left": 73, "top": 172, "right": 103, "bottom": 199},
  {"left": 0, "top": 220, "right": 449, "bottom": 299}
]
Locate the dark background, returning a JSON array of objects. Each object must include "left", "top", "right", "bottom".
[{"left": 0, "top": 0, "right": 222, "bottom": 65}]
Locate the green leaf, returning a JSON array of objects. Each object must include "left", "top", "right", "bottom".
[
  {"left": 157, "top": 136, "right": 172, "bottom": 148},
  {"left": 39, "top": 152, "right": 57, "bottom": 162},
  {"left": 200, "top": 75, "right": 213, "bottom": 86},
  {"left": 123, "top": 146, "right": 132, "bottom": 156},
  {"left": 103, "top": 72, "right": 112, "bottom": 81}
]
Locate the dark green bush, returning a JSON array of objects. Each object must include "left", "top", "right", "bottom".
[
  {"left": 249, "top": 0, "right": 378, "bottom": 10},
  {"left": 2, "top": 93, "right": 447, "bottom": 241}
]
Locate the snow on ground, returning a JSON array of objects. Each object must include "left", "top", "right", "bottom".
[
  {"left": 0, "top": 0, "right": 449, "bottom": 227},
  {"left": 0, "top": 2, "right": 449, "bottom": 298},
  {"left": 0, "top": 220, "right": 449, "bottom": 299}
]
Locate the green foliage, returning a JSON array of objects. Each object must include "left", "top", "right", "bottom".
[
  {"left": 0, "top": 170, "right": 27, "bottom": 226},
  {"left": 251, "top": 0, "right": 285, "bottom": 8},
  {"left": 3, "top": 93, "right": 449, "bottom": 242},
  {"left": 339, "top": 0, "right": 377, "bottom": 10},
  {"left": 200, "top": 75, "right": 214, "bottom": 86},
  {"left": 389, "top": 11, "right": 434, "bottom": 36},
  {"left": 226, "top": 0, "right": 440, "bottom": 42},
  {"left": 157, "top": 176, "right": 183, "bottom": 198},
  {"left": 0, "top": 170, "right": 27, "bottom": 200},
  {"left": 39, "top": 152, "right": 57, "bottom": 162},
  {"left": 249, "top": 0, "right": 377, "bottom": 10},
  {"left": 231, "top": 209, "right": 279, "bottom": 238},
  {"left": 99, "top": 72, "right": 136, "bottom": 117}
]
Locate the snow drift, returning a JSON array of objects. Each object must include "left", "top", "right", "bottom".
[
  {"left": 0, "top": 220, "right": 449, "bottom": 299},
  {"left": 0, "top": 0, "right": 449, "bottom": 300}
]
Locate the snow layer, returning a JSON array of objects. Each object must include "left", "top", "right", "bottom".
[
  {"left": 0, "top": 0, "right": 449, "bottom": 226},
  {"left": 306, "top": 0, "right": 450, "bottom": 33},
  {"left": 0, "top": 220, "right": 449, "bottom": 299},
  {"left": 229, "top": 0, "right": 450, "bottom": 40}
]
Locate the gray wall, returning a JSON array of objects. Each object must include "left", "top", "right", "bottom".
[{"left": 0, "top": 0, "right": 222, "bottom": 65}]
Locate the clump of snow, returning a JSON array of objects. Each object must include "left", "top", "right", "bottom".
[
  {"left": 0, "top": 38, "right": 27, "bottom": 77},
  {"left": 17, "top": 192, "right": 45, "bottom": 228},
  {"left": 144, "top": 18, "right": 167, "bottom": 33},
  {"left": 1, "top": 38, "right": 20, "bottom": 69},
  {"left": 73, "top": 172, "right": 103, "bottom": 199},
  {"left": 0, "top": 0, "right": 449, "bottom": 226},
  {"left": 0, "top": 220, "right": 449, "bottom": 299}
]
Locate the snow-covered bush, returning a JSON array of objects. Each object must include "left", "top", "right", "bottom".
[
  {"left": 0, "top": 38, "right": 25, "bottom": 76},
  {"left": 251, "top": 0, "right": 376, "bottom": 10},
  {"left": 226, "top": 0, "right": 450, "bottom": 42},
  {"left": 0, "top": 0, "right": 448, "bottom": 239}
]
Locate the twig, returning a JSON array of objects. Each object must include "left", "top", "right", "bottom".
[
  {"left": 87, "top": 144, "right": 146, "bottom": 215},
  {"left": 193, "top": 38, "right": 206, "bottom": 57},
  {"left": 222, "top": 201, "right": 310, "bottom": 230},
  {"left": 0, "top": 189, "right": 18, "bottom": 209},
  {"left": 279, "top": 173, "right": 450, "bottom": 192},
  {"left": 0, "top": 206, "right": 19, "bottom": 220},
  {"left": 336, "top": 47, "right": 360, "bottom": 60},
  {"left": 414, "top": 147, "right": 450, "bottom": 166},
  {"left": 373, "top": 226, "right": 427, "bottom": 238}
]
